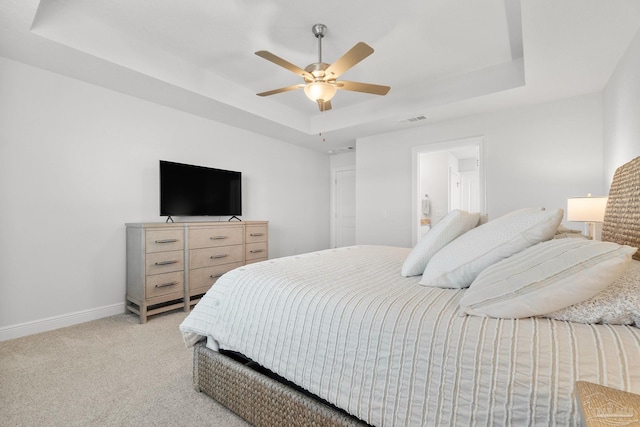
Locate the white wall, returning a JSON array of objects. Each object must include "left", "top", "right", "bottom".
[
  {"left": 356, "top": 93, "right": 604, "bottom": 247},
  {"left": 0, "top": 57, "right": 330, "bottom": 337},
  {"left": 603, "top": 28, "right": 640, "bottom": 188}
]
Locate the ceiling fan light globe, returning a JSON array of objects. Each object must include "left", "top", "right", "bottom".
[{"left": 304, "top": 82, "right": 337, "bottom": 102}]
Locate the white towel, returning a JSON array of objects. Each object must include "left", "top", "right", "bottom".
[{"left": 422, "top": 196, "right": 430, "bottom": 215}]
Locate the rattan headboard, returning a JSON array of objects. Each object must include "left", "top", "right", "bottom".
[{"left": 601, "top": 156, "right": 640, "bottom": 260}]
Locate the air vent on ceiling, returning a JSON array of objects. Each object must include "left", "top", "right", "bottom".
[{"left": 403, "top": 115, "right": 427, "bottom": 123}]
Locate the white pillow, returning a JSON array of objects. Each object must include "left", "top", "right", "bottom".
[
  {"left": 401, "top": 210, "right": 480, "bottom": 277},
  {"left": 543, "top": 260, "right": 640, "bottom": 327},
  {"left": 419, "top": 207, "right": 563, "bottom": 288},
  {"left": 459, "top": 239, "right": 637, "bottom": 319}
]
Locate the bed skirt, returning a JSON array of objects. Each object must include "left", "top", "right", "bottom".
[{"left": 193, "top": 342, "right": 370, "bottom": 427}]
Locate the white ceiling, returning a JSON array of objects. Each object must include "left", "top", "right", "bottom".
[{"left": 1, "top": 0, "right": 639, "bottom": 152}]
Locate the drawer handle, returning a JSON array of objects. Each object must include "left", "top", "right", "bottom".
[
  {"left": 210, "top": 274, "right": 223, "bottom": 279},
  {"left": 210, "top": 254, "right": 228, "bottom": 259},
  {"left": 250, "top": 233, "right": 264, "bottom": 237},
  {"left": 155, "top": 281, "right": 178, "bottom": 288},
  {"left": 249, "top": 249, "right": 264, "bottom": 254},
  {"left": 155, "top": 239, "right": 178, "bottom": 244},
  {"left": 155, "top": 260, "right": 179, "bottom": 266},
  {"left": 210, "top": 236, "right": 228, "bottom": 240}
]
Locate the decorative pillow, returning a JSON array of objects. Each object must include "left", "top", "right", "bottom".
[
  {"left": 419, "top": 207, "right": 563, "bottom": 288},
  {"left": 543, "top": 260, "right": 640, "bottom": 327},
  {"left": 401, "top": 210, "right": 480, "bottom": 277},
  {"left": 459, "top": 239, "right": 637, "bottom": 319},
  {"left": 553, "top": 224, "right": 587, "bottom": 240}
]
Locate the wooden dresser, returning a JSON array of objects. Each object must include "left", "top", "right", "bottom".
[{"left": 126, "top": 221, "right": 268, "bottom": 323}]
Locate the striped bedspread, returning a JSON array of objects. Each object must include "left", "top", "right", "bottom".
[{"left": 180, "top": 245, "right": 640, "bottom": 426}]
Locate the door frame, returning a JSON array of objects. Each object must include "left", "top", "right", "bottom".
[{"left": 411, "top": 136, "right": 486, "bottom": 246}]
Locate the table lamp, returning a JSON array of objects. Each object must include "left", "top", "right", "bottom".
[{"left": 567, "top": 194, "right": 608, "bottom": 240}]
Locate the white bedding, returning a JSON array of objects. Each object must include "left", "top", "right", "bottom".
[{"left": 179, "top": 245, "right": 640, "bottom": 426}]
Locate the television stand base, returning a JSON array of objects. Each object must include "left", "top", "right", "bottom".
[{"left": 228, "top": 216, "right": 241, "bottom": 221}]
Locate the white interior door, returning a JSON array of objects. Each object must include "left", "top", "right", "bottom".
[
  {"left": 334, "top": 169, "right": 356, "bottom": 248},
  {"left": 449, "top": 168, "right": 461, "bottom": 211},
  {"left": 460, "top": 170, "right": 480, "bottom": 212}
]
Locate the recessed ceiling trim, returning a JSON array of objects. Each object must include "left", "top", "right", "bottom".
[
  {"left": 3, "top": 0, "right": 637, "bottom": 153},
  {"left": 504, "top": 0, "right": 524, "bottom": 60},
  {"left": 30, "top": 0, "right": 314, "bottom": 134}
]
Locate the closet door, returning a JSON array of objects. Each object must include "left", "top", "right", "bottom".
[{"left": 333, "top": 168, "right": 356, "bottom": 248}]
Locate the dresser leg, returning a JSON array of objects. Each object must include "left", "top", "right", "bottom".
[{"left": 140, "top": 301, "right": 148, "bottom": 324}]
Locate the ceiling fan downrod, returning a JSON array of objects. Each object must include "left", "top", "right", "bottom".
[{"left": 312, "top": 24, "right": 327, "bottom": 64}]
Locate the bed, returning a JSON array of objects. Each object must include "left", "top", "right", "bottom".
[{"left": 180, "top": 156, "right": 640, "bottom": 427}]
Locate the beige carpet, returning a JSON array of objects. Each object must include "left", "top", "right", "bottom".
[{"left": 0, "top": 311, "right": 250, "bottom": 426}]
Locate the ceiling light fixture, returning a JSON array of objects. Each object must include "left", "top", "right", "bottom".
[{"left": 304, "top": 81, "right": 337, "bottom": 103}]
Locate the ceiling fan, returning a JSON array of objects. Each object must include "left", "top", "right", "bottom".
[{"left": 255, "top": 24, "right": 390, "bottom": 112}]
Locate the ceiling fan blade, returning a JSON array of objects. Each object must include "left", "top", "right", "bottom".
[
  {"left": 324, "top": 42, "right": 374, "bottom": 79},
  {"left": 257, "top": 84, "right": 304, "bottom": 97},
  {"left": 317, "top": 100, "right": 332, "bottom": 112},
  {"left": 255, "top": 50, "right": 314, "bottom": 80},
  {"left": 337, "top": 80, "right": 390, "bottom": 96}
]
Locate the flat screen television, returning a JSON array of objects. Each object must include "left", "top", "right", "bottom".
[{"left": 159, "top": 160, "right": 242, "bottom": 218}]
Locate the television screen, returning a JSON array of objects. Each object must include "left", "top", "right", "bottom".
[{"left": 160, "top": 160, "right": 242, "bottom": 217}]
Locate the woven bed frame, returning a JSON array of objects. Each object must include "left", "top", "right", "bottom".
[
  {"left": 192, "top": 156, "right": 640, "bottom": 427},
  {"left": 193, "top": 342, "right": 369, "bottom": 426}
]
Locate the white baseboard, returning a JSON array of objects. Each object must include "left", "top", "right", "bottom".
[{"left": 0, "top": 303, "right": 126, "bottom": 342}]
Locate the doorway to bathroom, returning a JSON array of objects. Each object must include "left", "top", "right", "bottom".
[{"left": 411, "top": 136, "right": 485, "bottom": 245}]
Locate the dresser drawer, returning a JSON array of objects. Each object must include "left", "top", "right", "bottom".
[
  {"left": 246, "top": 242, "right": 268, "bottom": 262},
  {"left": 145, "top": 229, "right": 184, "bottom": 253},
  {"left": 145, "top": 271, "right": 184, "bottom": 299},
  {"left": 246, "top": 225, "right": 268, "bottom": 244},
  {"left": 190, "top": 245, "right": 244, "bottom": 269},
  {"left": 189, "top": 262, "right": 243, "bottom": 295},
  {"left": 189, "top": 226, "right": 243, "bottom": 249},
  {"left": 145, "top": 250, "right": 184, "bottom": 275}
]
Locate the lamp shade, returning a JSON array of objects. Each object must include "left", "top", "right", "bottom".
[
  {"left": 304, "top": 82, "right": 337, "bottom": 102},
  {"left": 567, "top": 196, "right": 608, "bottom": 222}
]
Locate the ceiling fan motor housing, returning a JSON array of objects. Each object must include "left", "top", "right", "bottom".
[
  {"left": 312, "top": 24, "right": 327, "bottom": 39},
  {"left": 304, "top": 62, "right": 332, "bottom": 82}
]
